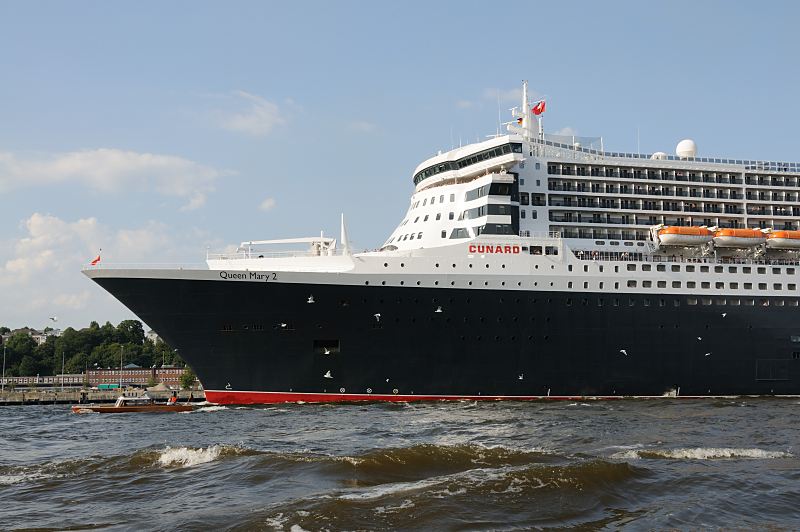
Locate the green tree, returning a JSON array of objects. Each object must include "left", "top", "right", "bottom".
[
  {"left": 179, "top": 367, "right": 197, "bottom": 390},
  {"left": 19, "top": 355, "right": 45, "bottom": 377},
  {"left": 5, "top": 333, "right": 37, "bottom": 375},
  {"left": 116, "top": 320, "right": 144, "bottom": 345},
  {"left": 0, "top": 326, "right": 10, "bottom": 335}
]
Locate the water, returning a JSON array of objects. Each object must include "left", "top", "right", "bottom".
[{"left": 1, "top": 399, "right": 799, "bottom": 531}]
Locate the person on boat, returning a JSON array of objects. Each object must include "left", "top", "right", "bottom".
[{"left": 168, "top": 391, "right": 177, "bottom": 404}]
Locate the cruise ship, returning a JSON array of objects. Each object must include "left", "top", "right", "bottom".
[{"left": 86, "top": 82, "right": 800, "bottom": 403}]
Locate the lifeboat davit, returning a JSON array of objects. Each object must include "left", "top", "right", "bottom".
[
  {"left": 713, "top": 228, "right": 766, "bottom": 248},
  {"left": 766, "top": 230, "right": 800, "bottom": 249},
  {"left": 657, "top": 226, "right": 713, "bottom": 247}
]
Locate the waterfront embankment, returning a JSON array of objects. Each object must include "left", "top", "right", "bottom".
[{"left": 0, "top": 389, "right": 204, "bottom": 406}]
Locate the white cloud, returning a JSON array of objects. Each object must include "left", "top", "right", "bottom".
[
  {"left": 553, "top": 127, "right": 578, "bottom": 137},
  {"left": 219, "top": 90, "right": 285, "bottom": 136},
  {"left": 0, "top": 213, "right": 209, "bottom": 329},
  {"left": 259, "top": 197, "right": 277, "bottom": 211},
  {"left": 0, "top": 148, "right": 229, "bottom": 211},
  {"left": 455, "top": 99, "right": 475, "bottom": 109},
  {"left": 348, "top": 120, "right": 377, "bottom": 133}
]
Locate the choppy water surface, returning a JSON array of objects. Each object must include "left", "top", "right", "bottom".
[{"left": 1, "top": 399, "right": 799, "bottom": 531}]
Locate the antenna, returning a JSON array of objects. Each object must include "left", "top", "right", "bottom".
[
  {"left": 496, "top": 89, "right": 501, "bottom": 136},
  {"left": 637, "top": 127, "right": 641, "bottom": 153}
]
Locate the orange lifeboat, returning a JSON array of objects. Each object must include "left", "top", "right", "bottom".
[
  {"left": 713, "top": 228, "right": 766, "bottom": 248},
  {"left": 766, "top": 230, "right": 800, "bottom": 250},
  {"left": 656, "top": 226, "right": 713, "bottom": 247}
]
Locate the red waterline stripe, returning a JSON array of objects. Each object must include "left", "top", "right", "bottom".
[{"left": 204, "top": 390, "right": 639, "bottom": 405}]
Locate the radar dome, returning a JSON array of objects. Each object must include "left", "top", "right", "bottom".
[{"left": 676, "top": 139, "right": 697, "bottom": 159}]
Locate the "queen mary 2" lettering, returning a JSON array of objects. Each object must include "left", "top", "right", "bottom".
[{"left": 468, "top": 244, "right": 520, "bottom": 254}]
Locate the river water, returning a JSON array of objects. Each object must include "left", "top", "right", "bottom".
[{"left": 1, "top": 399, "right": 799, "bottom": 531}]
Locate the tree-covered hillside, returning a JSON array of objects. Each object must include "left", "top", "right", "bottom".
[{"left": 0, "top": 320, "right": 183, "bottom": 377}]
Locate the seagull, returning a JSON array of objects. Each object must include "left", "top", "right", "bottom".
[
  {"left": 518, "top": 374, "right": 524, "bottom": 380},
  {"left": 323, "top": 371, "right": 332, "bottom": 379},
  {"left": 307, "top": 295, "right": 315, "bottom": 304},
  {"left": 697, "top": 336, "right": 702, "bottom": 341},
  {"left": 374, "top": 313, "right": 381, "bottom": 322},
  {"left": 385, "top": 378, "right": 390, "bottom": 382},
  {"left": 704, "top": 352, "right": 712, "bottom": 357},
  {"left": 435, "top": 306, "right": 443, "bottom": 313},
  {"left": 323, "top": 347, "right": 331, "bottom": 355},
  {"left": 619, "top": 349, "right": 628, "bottom": 356},
  {"left": 279, "top": 323, "right": 288, "bottom": 328},
  {"left": 49, "top": 316, "right": 58, "bottom": 322},
  {"left": 721, "top": 313, "right": 727, "bottom": 318}
]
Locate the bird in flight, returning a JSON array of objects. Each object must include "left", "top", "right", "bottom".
[
  {"left": 619, "top": 349, "right": 628, "bottom": 356},
  {"left": 307, "top": 295, "right": 315, "bottom": 304},
  {"left": 374, "top": 313, "right": 381, "bottom": 322},
  {"left": 323, "top": 347, "right": 331, "bottom": 355},
  {"left": 323, "top": 371, "right": 333, "bottom": 379}
]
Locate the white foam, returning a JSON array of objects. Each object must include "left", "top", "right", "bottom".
[
  {"left": 194, "top": 405, "right": 229, "bottom": 413},
  {"left": 614, "top": 447, "right": 792, "bottom": 460},
  {"left": 157, "top": 445, "right": 222, "bottom": 468},
  {"left": 0, "top": 471, "right": 50, "bottom": 485}
]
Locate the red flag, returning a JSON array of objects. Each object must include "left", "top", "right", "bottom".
[
  {"left": 90, "top": 255, "right": 101, "bottom": 266},
  {"left": 532, "top": 100, "right": 546, "bottom": 116}
]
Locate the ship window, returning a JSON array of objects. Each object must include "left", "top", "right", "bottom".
[
  {"left": 686, "top": 265, "right": 695, "bottom": 272},
  {"left": 520, "top": 192, "right": 530, "bottom": 205},
  {"left": 774, "top": 283, "right": 782, "bottom": 290},
  {"left": 423, "top": 199, "right": 427, "bottom": 206},
  {"left": 716, "top": 298, "right": 727, "bottom": 305},
  {"left": 424, "top": 215, "right": 429, "bottom": 221},
  {"left": 628, "top": 298, "right": 635, "bottom": 306},
  {"left": 441, "top": 230, "right": 446, "bottom": 238},
  {"left": 613, "top": 298, "right": 619, "bottom": 307},
  {"left": 568, "top": 265, "right": 573, "bottom": 272},
  {"left": 789, "top": 268, "right": 795, "bottom": 275},
  {"left": 521, "top": 210, "right": 526, "bottom": 219},
  {"left": 672, "top": 281, "right": 681, "bottom": 288},
  {"left": 744, "top": 283, "right": 753, "bottom": 289},
  {"left": 532, "top": 211, "right": 537, "bottom": 219},
  {"left": 418, "top": 232, "right": 423, "bottom": 239},
  {"left": 687, "top": 281, "right": 696, "bottom": 288},
  {"left": 760, "top": 298, "right": 770, "bottom": 306},
  {"left": 743, "top": 267, "right": 752, "bottom": 274},
  {"left": 790, "top": 300, "right": 799, "bottom": 306},
  {"left": 584, "top": 282, "right": 589, "bottom": 289},
  {"left": 658, "top": 281, "right": 666, "bottom": 288},
  {"left": 595, "top": 241, "right": 606, "bottom": 245},
  {"left": 436, "top": 213, "right": 441, "bottom": 220},
  {"left": 409, "top": 234, "right": 415, "bottom": 240},
  {"left": 627, "top": 280, "right": 637, "bottom": 288},
  {"left": 599, "top": 282, "right": 604, "bottom": 289},
  {"left": 450, "top": 194, "right": 455, "bottom": 202},
  {"left": 615, "top": 266, "right": 619, "bottom": 273},
  {"left": 657, "top": 265, "right": 666, "bottom": 272},
  {"left": 643, "top": 280, "right": 652, "bottom": 287},
  {"left": 610, "top": 241, "right": 620, "bottom": 246},
  {"left": 701, "top": 282, "right": 710, "bottom": 288},
  {"left": 440, "top": 195, "right": 444, "bottom": 203},
  {"left": 545, "top": 246, "right": 559, "bottom": 256},
  {"left": 775, "top": 299, "right": 785, "bottom": 307},
  {"left": 702, "top": 298, "right": 712, "bottom": 305},
  {"left": 627, "top": 264, "right": 636, "bottom": 271},
  {"left": 714, "top": 266, "right": 723, "bottom": 273},
  {"left": 529, "top": 246, "right": 542, "bottom": 255},
  {"left": 449, "top": 228, "right": 469, "bottom": 239},
  {"left": 730, "top": 298, "right": 740, "bottom": 306},
  {"left": 449, "top": 212, "right": 454, "bottom": 220},
  {"left": 615, "top": 282, "right": 619, "bottom": 289},
  {"left": 773, "top": 268, "right": 781, "bottom": 275},
  {"left": 759, "top": 283, "right": 767, "bottom": 290},
  {"left": 730, "top": 282, "right": 739, "bottom": 289},
  {"left": 671, "top": 265, "right": 680, "bottom": 272},
  {"left": 414, "top": 217, "right": 419, "bottom": 223},
  {"left": 790, "top": 284, "right": 796, "bottom": 291},
  {"left": 599, "top": 266, "right": 604, "bottom": 272},
  {"left": 716, "top": 282, "right": 724, "bottom": 289},
  {"left": 700, "top": 266, "right": 709, "bottom": 272},
  {"left": 673, "top": 299, "right": 681, "bottom": 307},
  {"left": 758, "top": 267, "right": 766, "bottom": 274},
  {"left": 687, "top": 297, "right": 698, "bottom": 305},
  {"left": 642, "top": 264, "right": 651, "bottom": 271},
  {"left": 430, "top": 197, "right": 435, "bottom": 205},
  {"left": 566, "top": 298, "right": 572, "bottom": 306},
  {"left": 568, "top": 281, "right": 573, "bottom": 288},
  {"left": 728, "top": 267, "right": 737, "bottom": 273}
]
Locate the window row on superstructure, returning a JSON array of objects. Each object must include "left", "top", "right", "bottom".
[{"left": 413, "top": 143, "right": 523, "bottom": 186}]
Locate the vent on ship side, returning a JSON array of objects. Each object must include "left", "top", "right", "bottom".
[{"left": 755, "top": 359, "right": 790, "bottom": 381}]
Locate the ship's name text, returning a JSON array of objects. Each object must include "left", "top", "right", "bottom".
[
  {"left": 468, "top": 244, "right": 520, "bottom": 254},
  {"left": 219, "top": 271, "right": 277, "bottom": 281}
]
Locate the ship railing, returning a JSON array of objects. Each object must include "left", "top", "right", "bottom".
[
  {"left": 207, "top": 249, "right": 347, "bottom": 260},
  {"left": 530, "top": 136, "right": 800, "bottom": 172},
  {"left": 518, "top": 231, "right": 561, "bottom": 239},
  {"left": 83, "top": 262, "right": 208, "bottom": 270},
  {"left": 571, "top": 250, "right": 800, "bottom": 266}
]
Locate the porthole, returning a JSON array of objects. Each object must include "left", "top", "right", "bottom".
[
  {"left": 452, "top": 263, "right": 456, "bottom": 268},
  {"left": 434, "top": 281, "right": 439, "bottom": 285},
  {"left": 435, "top": 263, "right": 439, "bottom": 268},
  {"left": 365, "top": 281, "right": 370, "bottom": 285},
  {"left": 484, "top": 281, "right": 489, "bottom": 286},
  {"left": 400, "top": 281, "right": 404, "bottom": 285},
  {"left": 366, "top": 388, "right": 372, "bottom": 394},
  {"left": 416, "top": 281, "right": 421, "bottom": 285},
  {"left": 485, "top": 264, "right": 490, "bottom": 269},
  {"left": 392, "top": 388, "right": 398, "bottom": 394},
  {"left": 401, "top": 263, "right": 405, "bottom": 267},
  {"left": 468, "top": 281, "right": 473, "bottom": 286},
  {"left": 469, "top": 264, "right": 473, "bottom": 268},
  {"left": 450, "top": 281, "right": 455, "bottom": 286},
  {"left": 339, "top": 387, "right": 345, "bottom": 393},
  {"left": 381, "top": 281, "right": 386, "bottom": 285},
  {"left": 383, "top": 263, "right": 388, "bottom": 267},
  {"left": 502, "top": 265, "right": 506, "bottom": 269},
  {"left": 501, "top": 282, "right": 506, "bottom": 286}
]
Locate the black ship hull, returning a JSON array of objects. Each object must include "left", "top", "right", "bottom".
[{"left": 93, "top": 276, "right": 800, "bottom": 403}]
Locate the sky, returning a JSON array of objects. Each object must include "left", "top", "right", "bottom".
[{"left": 1, "top": 1, "right": 799, "bottom": 330}]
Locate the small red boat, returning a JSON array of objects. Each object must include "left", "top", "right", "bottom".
[{"left": 71, "top": 394, "right": 194, "bottom": 414}]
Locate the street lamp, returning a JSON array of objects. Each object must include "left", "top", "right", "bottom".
[{"left": 2, "top": 344, "right": 6, "bottom": 393}]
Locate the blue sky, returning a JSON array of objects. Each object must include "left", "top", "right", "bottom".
[{"left": 1, "top": 1, "right": 799, "bottom": 330}]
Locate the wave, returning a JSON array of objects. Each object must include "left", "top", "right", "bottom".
[
  {"left": 613, "top": 447, "right": 792, "bottom": 460},
  {"left": 193, "top": 405, "right": 229, "bottom": 413}
]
